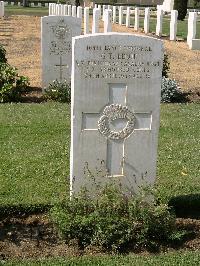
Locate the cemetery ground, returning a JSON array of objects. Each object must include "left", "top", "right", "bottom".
[{"left": 0, "top": 12, "right": 200, "bottom": 264}]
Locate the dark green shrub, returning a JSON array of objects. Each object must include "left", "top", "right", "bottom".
[
  {"left": 162, "top": 53, "right": 170, "bottom": 78},
  {"left": 174, "top": 0, "right": 188, "bottom": 20},
  {"left": 193, "top": 0, "right": 200, "bottom": 8},
  {"left": 0, "top": 63, "right": 29, "bottom": 103},
  {"left": 50, "top": 183, "right": 184, "bottom": 252},
  {"left": 0, "top": 44, "right": 7, "bottom": 63},
  {"left": 44, "top": 80, "right": 71, "bottom": 103}
]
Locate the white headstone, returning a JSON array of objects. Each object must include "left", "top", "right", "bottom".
[
  {"left": 68, "top": 5, "right": 72, "bottom": 16},
  {"left": 70, "top": 33, "right": 163, "bottom": 196},
  {"left": 49, "top": 3, "right": 52, "bottom": 15},
  {"left": 170, "top": 10, "right": 178, "bottom": 41},
  {"left": 113, "top": 6, "right": 117, "bottom": 23},
  {"left": 56, "top": 4, "right": 62, "bottom": 16},
  {"left": 104, "top": 9, "right": 112, "bottom": 33},
  {"left": 0, "top": 1, "right": 4, "bottom": 17},
  {"left": 162, "top": 0, "right": 174, "bottom": 12},
  {"left": 77, "top": 6, "right": 82, "bottom": 20},
  {"left": 38, "top": 2, "right": 41, "bottom": 7},
  {"left": 11, "top": 2, "right": 14, "bottom": 6},
  {"left": 92, "top": 8, "right": 100, "bottom": 33},
  {"left": 119, "top": 6, "right": 123, "bottom": 25},
  {"left": 156, "top": 8, "right": 163, "bottom": 36},
  {"left": 72, "top": 6, "right": 76, "bottom": 17},
  {"left": 126, "top": 7, "right": 131, "bottom": 28},
  {"left": 41, "top": 16, "right": 81, "bottom": 88},
  {"left": 31, "top": 2, "right": 34, "bottom": 7},
  {"left": 134, "top": 7, "right": 139, "bottom": 31},
  {"left": 64, "top": 5, "right": 68, "bottom": 16},
  {"left": 61, "top": 5, "right": 65, "bottom": 16},
  {"left": 84, "top": 7, "right": 90, "bottom": 34},
  {"left": 144, "top": 7, "right": 150, "bottom": 34},
  {"left": 102, "top": 5, "right": 106, "bottom": 20},
  {"left": 187, "top": 12, "right": 197, "bottom": 48},
  {"left": 18, "top": 2, "right": 21, "bottom": 6},
  {"left": 98, "top": 4, "right": 101, "bottom": 17},
  {"left": 45, "top": 3, "right": 48, "bottom": 7}
]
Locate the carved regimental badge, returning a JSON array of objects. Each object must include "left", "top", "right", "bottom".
[
  {"left": 50, "top": 19, "right": 72, "bottom": 55},
  {"left": 98, "top": 104, "right": 136, "bottom": 140},
  {"left": 51, "top": 19, "right": 71, "bottom": 40}
]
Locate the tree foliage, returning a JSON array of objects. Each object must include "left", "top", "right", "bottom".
[{"left": 174, "top": 0, "right": 188, "bottom": 20}]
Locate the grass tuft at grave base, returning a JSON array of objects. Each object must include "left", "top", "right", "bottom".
[{"left": 0, "top": 103, "right": 199, "bottom": 217}]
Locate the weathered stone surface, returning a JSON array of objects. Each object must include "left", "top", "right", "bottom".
[
  {"left": 70, "top": 33, "right": 163, "bottom": 195},
  {"left": 41, "top": 16, "right": 81, "bottom": 88}
]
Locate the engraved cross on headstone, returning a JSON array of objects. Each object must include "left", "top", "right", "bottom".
[
  {"left": 55, "top": 56, "right": 69, "bottom": 82},
  {"left": 82, "top": 83, "right": 152, "bottom": 177}
]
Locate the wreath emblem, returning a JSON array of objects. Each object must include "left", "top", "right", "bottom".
[{"left": 98, "top": 104, "right": 135, "bottom": 140}]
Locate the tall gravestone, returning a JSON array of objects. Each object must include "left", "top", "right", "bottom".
[
  {"left": 41, "top": 16, "right": 81, "bottom": 88},
  {"left": 70, "top": 33, "right": 163, "bottom": 195}
]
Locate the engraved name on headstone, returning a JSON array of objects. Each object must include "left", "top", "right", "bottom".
[
  {"left": 41, "top": 16, "right": 81, "bottom": 88},
  {"left": 70, "top": 33, "right": 163, "bottom": 195}
]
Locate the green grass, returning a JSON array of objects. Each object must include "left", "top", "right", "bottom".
[
  {"left": 0, "top": 103, "right": 70, "bottom": 206},
  {"left": 5, "top": 5, "right": 48, "bottom": 16},
  {"left": 4, "top": 251, "right": 200, "bottom": 265},
  {"left": 0, "top": 103, "right": 199, "bottom": 208},
  {"left": 157, "top": 104, "right": 200, "bottom": 201}
]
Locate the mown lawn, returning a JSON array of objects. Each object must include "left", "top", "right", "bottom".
[
  {"left": 4, "top": 5, "right": 48, "bottom": 16},
  {"left": 0, "top": 103, "right": 199, "bottom": 207},
  {"left": 5, "top": 251, "right": 200, "bottom": 265}
]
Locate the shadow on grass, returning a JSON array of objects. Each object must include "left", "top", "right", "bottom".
[{"left": 169, "top": 194, "right": 200, "bottom": 219}]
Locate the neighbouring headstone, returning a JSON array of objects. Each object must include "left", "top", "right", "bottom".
[
  {"left": 0, "top": 1, "right": 4, "bottom": 17},
  {"left": 134, "top": 7, "right": 139, "bottom": 31},
  {"left": 156, "top": 8, "right": 163, "bottom": 36},
  {"left": 126, "top": 7, "right": 131, "bottom": 28},
  {"left": 41, "top": 16, "right": 81, "bottom": 88},
  {"left": 187, "top": 12, "right": 197, "bottom": 47},
  {"left": 92, "top": 8, "right": 100, "bottom": 33},
  {"left": 70, "top": 33, "right": 163, "bottom": 195},
  {"left": 119, "top": 6, "right": 123, "bottom": 25},
  {"left": 68, "top": 5, "right": 72, "bottom": 16},
  {"left": 72, "top": 5, "right": 76, "bottom": 17},
  {"left": 77, "top": 6, "right": 82, "bottom": 20},
  {"left": 170, "top": 10, "right": 178, "bottom": 41},
  {"left": 144, "top": 7, "right": 150, "bottom": 34},
  {"left": 162, "top": 0, "right": 174, "bottom": 12},
  {"left": 113, "top": 6, "right": 117, "bottom": 23},
  {"left": 104, "top": 9, "right": 112, "bottom": 33},
  {"left": 84, "top": 7, "right": 90, "bottom": 34}
]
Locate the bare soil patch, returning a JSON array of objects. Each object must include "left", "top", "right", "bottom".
[
  {"left": 0, "top": 15, "right": 199, "bottom": 101},
  {"left": 0, "top": 214, "right": 200, "bottom": 260}
]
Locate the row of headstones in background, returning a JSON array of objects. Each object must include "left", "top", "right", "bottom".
[
  {"left": 49, "top": 3, "right": 82, "bottom": 19},
  {"left": 0, "top": 1, "right": 4, "bottom": 17},
  {"left": 70, "top": 33, "right": 163, "bottom": 196},
  {"left": 4, "top": 1, "right": 49, "bottom": 6},
  {"left": 104, "top": 5, "right": 200, "bottom": 50}
]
